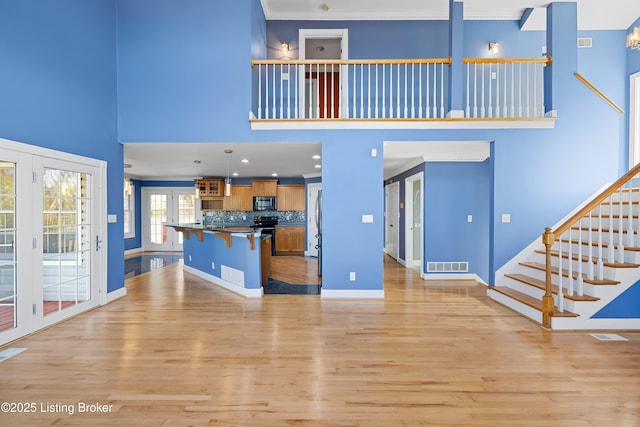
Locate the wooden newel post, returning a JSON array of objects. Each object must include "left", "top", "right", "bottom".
[{"left": 541, "top": 228, "right": 555, "bottom": 329}]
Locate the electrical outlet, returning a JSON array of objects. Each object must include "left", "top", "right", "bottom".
[
  {"left": 211, "top": 262, "right": 215, "bottom": 270},
  {"left": 188, "top": 255, "right": 192, "bottom": 262},
  {"left": 349, "top": 272, "right": 356, "bottom": 281}
]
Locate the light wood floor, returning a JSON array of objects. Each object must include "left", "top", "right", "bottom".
[
  {"left": 1, "top": 255, "right": 639, "bottom": 426},
  {"left": 271, "top": 255, "right": 321, "bottom": 285}
]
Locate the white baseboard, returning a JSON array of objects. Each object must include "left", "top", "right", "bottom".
[
  {"left": 106, "top": 287, "right": 127, "bottom": 304},
  {"left": 553, "top": 317, "right": 640, "bottom": 331},
  {"left": 321, "top": 289, "right": 384, "bottom": 299},
  {"left": 421, "top": 272, "right": 488, "bottom": 286},
  {"left": 125, "top": 248, "right": 143, "bottom": 256},
  {"left": 183, "top": 265, "right": 263, "bottom": 298}
]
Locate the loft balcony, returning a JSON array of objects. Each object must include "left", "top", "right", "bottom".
[{"left": 250, "top": 57, "right": 556, "bottom": 130}]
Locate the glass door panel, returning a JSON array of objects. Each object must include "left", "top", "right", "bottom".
[
  {"left": 42, "top": 168, "right": 92, "bottom": 317},
  {"left": 0, "top": 161, "right": 16, "bottom": 333},
  {"left": 143, "top": 188, "right": 196, "bottom": 251}
]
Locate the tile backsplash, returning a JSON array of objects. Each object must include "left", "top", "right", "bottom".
[{"left": 202, "top": 210, "right": 305, "bottom": 226}]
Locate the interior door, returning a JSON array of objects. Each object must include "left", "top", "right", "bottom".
[
  {"left": 142, "top": 188, "right": 196, "bottom": 252},
  {"left": 385, "top": 182, "right": 399, "bottom": 260}
]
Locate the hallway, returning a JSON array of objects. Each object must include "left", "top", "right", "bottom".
[{"left": 0, "top": 258, "right": 638, "bottom": 426}]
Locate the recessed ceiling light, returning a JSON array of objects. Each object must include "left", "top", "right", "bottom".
[
  {"left": 241, "top": 159, "right": 249, "bottom": 163},
  {"left": 314, "top": 164, "right": 322, "bottom": 169},
  {"left": 232, "top": 172, "right": 239, "bottom": 176},
  {"left": 271, "top": 173, "right": 278, "bottom": 177},
  {"left": 312, "top": 154, "right": 321, "bottom": 159}
]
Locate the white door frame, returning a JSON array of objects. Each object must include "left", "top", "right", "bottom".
[
  {"left": 384, "top": 181, "right": 400, "bottom": 260},
  {"left": 630, "top": 71, "right": 640, "bottom": 169},
  {"left": 298, "top": 28, "right": 349, "bottom": 118},
  {"left": 306, "top": 182, "right": 322, "bottom": 257},
  {"left": 405, "top": 172, "right": 424, "bottom": 270},
  {"left": 0, "top": 138, "right": 107, "bottom": 346}
]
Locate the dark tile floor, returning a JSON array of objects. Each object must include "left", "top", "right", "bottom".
[{"left": 125, "top": 252, "right": 183, "bottom": 279}]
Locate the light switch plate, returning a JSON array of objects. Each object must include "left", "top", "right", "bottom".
[
  {"left": 501, "top": 214, "right": 511, "bottom": 223},
  {"left": 467, "top": 215, "right": 473, "bottom": 223},
  {"left": 107, "top": 214, "right": 117, "bottom": 223},
  {"left": 349, "top": 272, "right": 356, "bottom": 281},
  {"left": 362, "top": 214, "right": 374, "bottom": 223}
]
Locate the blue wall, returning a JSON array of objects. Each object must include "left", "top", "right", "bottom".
[
  {"left": 593, "top": 280, "right": 640, "bottom": 318},
  {"left": 425, "top": 161, "right": 491, "bottom": 283},
  {"left": 0, "top": 0, "right": 123, "bottom": 293}
]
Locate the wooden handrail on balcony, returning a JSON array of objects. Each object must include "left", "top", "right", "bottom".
[
  {"left": 462, "top": 56, "right": 552, "bottom": 65},
  {"left": 574, "top": 72, "right": 624, "bottom": 114},
  {"left": 541, "top": 162, "right": 640, "bottom": 328},
  {"left": 251, "top": 57, "right": 452, "bottom": 67}
]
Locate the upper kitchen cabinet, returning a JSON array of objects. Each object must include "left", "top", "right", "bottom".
[
  {"left": 277, "top": 185, "right": 305, "bottom": 211},
  {"left": 196, "top": 179, "right": 224, "bottom": 197},
  {"left": 252, "top": 180, "right": 278, "bottom": 196},
  {"left": 223, "top": 185, "right": 253, "bottom": 211}
]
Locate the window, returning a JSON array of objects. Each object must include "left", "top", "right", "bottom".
[{"left": 124, "top": 178, "right": 135, "bottom": 239}]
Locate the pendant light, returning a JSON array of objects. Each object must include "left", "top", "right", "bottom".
[{"left": 224, "top": 149, "right": 232, "bottom": 197}]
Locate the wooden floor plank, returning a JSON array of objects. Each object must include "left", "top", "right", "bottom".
[{"left": 0, "top": 255, "right": 638, "bottom": 426}]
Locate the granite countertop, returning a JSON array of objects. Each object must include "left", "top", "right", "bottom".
[{"left": 169, "top": 223, "right": 260, "bottom": 234}]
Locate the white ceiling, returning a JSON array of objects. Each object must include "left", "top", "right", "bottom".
[
  {"left": 123, "top": 142, "right": 322, "bottom": 181},
  {"left": 261, "top": 0, "right": 640, "bottom": 30}
]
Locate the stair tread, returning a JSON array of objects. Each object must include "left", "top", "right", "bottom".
[
  {"left": 489, "top": 286, "right": 579, "bottom": 317},
  {"left": 519, "top": 262, "right": 620, "bottom": 285},
  {"left": 504, "top": 273, "right": 599, "bottom": 301},
  {"left": 558, "top": 238, "right": 640, "bottom": 251},
  {"left": 533, "top": 249, "right": 640, "bottom": 268}
]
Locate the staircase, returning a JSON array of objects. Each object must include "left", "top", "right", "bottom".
[{"left": 488, "top": 165, "right": 640, "bottom": 330}]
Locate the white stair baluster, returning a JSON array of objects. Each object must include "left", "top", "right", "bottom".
[
  {"left": 609, "top": 195, "right": 615, "bottom": 263},
  {"left": 375, "top": 64, "right": 379, "bottom": 118},
  {"left": 473, "top": 63, "right": 477, "bottom": 118},
  {"left": 440, "top": 63, "right": 445, "bottom": 118},
  {"left": 265, "top": 64, "right": 270, "bottom": 119},
  {"left": 294, "top": 64, "right": 299, "bottom": 119},
  {"left": 577, "top": 216, "right": 584, "bottom": 296},
  {"left": 272, "top": 63, "right": 276, "bottom": 119},
  {"left": 425, "top": 63, "right": 430, "bottom": 118},
  {"left": 279, "top": 64, "right": 284, "bottom": 119},
  {"left": 598, "top": 203, "right": 604, "bottom": 280},
  {"left": 433, "top": 63, "right": 437, "bottom": 118},
  {"left": 411, "top": 63, "right": 415, "bottom": 118},
  {"left": 382, "top": 64, "right": 386, "bottom": 118},
  {"left": 488, "top": 63, "right": 493, "bottom": 118},
  {"left": 617, "top": 189, "right": 625, "bottom": 263},
  {"left": 495, "top": 62, "right": 500, "bottom": 118},
  {"left": 367, "top": 64, "right": 371, "bottom": 118},
  {"left": 481, "top": 64, "right": 486, "bottom": 118},
  {"left": 503, "top": 63, "right": 508, "bottom": 117},
  {"left": 557, "top": 234, "right": 564, "bottom": 312},
  {"left": 404, "top": 63, "right": 408, "bottom": 118},
  {"left": 397, "top": 63, "right": 401, "bottom": 118},
  {"left": 510, "top": 63, "right": 515, "bottom": 118},
  {"left": 418, "top": 63, "right": 423, "bottom": 118},
  {"left": 568, "top": 226, "right": 574, "bottom": 296},
  {"left": 331, "top": 64, "right": 335, "bottom": 118}
]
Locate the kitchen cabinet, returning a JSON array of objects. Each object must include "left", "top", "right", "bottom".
[
  {"left": 200, "top": 198, "right": 223, "bottom": 211},
  {"left": 277, "top": 185, "right": 305, "bottom": 211},
  {"left": 275, "top": 226, "right": 305, "bottom": 255},
  {"left": 223, "top": 185, "right": 253, "bottom": 211},
  {"left": 252, "top": 180, "right": 278, "bottom": 196},
  {"left": 195, "top": 179, "right": 224, "bottom": 197}
]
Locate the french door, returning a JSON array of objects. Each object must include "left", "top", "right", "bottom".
[
  {"left": 142, "top": 188, "right": 197, "bottom": 252},
  {"left": 0, "top": 141, "right": 106, "bottom": 346}
]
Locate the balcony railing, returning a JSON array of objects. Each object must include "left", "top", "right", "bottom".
[
  {"left": 464, "top": 57, "right": 551, "bottom": 119},
  {"left": 251, "top": 56, "right": 552, "bottom": 122}
]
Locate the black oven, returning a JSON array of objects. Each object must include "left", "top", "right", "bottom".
[
  {"left": 253, "top": 196, "right": 277, "bottom": 211},
  {"left": 253, "top": 215, "right": 278, "bottom": 255}
]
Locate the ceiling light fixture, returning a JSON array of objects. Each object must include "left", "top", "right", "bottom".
[
  {"left": 271, "top": 173, "right": 278, "bottom": 177},
  {"left": 281, "top": 42, "right": 289, "bottom": 54},
  {"left": 241, "top": 158, "right": 249, "bottom": 163},
  {"left": 321, "top": 4, "right": 329, "bottom": 12},
  {"left": 628, "top": 27, "right": 640, "bottom": 50},
  {"left": 312, "top": 154, "right": 321, "bottom": 159},
  {"left": 489, "top": 42, "right": 500, "bottom": 54},
  {"left": 224, "top": 149, "right": 232, "bottom": 197}
]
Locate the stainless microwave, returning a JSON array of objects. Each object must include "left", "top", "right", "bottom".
[{"left": 253, "top": 196, "right": 277, "bottom": 211}]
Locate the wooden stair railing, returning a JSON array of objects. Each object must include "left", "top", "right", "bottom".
[{"left": 541, "top": 162, "right": 640, "bottom": 328}]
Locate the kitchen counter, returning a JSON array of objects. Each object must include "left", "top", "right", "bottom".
[{"left": 168, "top": 224, "right": 271, "bottom": 297}]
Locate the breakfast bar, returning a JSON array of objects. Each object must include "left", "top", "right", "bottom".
[{"left": 169, "top": 224, "right": 271, "bottom": 298}]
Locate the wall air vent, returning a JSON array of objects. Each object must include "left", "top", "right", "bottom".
[
  {"left": 427, "top": 261, "right": 469, "bottom": 273},
  {"left": 577, "top": 37, "right": 592, "bottom": 48}
]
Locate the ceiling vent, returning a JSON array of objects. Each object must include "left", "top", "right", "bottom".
[{"left": 577, "top": 37, "right": 592, "bottom": 48}]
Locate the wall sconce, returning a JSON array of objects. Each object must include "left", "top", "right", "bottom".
[
  {"left": 489, "top": 42, "right": 500, "bottom": 54},
  {"left": 281, "top": 43, "right": 289, "bottom": 54},
  {"left": 627, "top": 27, "right": 640, "bottom": 50}
]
